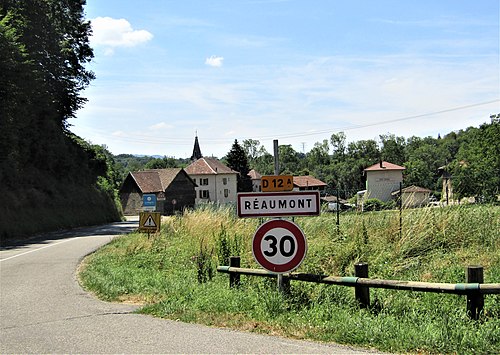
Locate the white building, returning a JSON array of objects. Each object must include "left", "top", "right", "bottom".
[
  {"left": 363, "top": 161, "right": 405, "bottom": 202},
  {"left": 185, "top": 157, "right": 238, "bottom": 205}
]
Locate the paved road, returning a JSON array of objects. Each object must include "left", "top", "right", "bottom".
[{"left": 1, "top": 218, "right": 383, "bottom": 354}]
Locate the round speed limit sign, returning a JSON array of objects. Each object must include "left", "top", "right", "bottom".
[{"left": 252, "top": 219, "right": 307, "bottom": 273}]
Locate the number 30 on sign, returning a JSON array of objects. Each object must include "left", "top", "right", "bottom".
[{"left": 252, "top": 219, "right": 307, "bottom": 273}]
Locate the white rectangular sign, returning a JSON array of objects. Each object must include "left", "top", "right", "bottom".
[{"left": 237, "top": 191, "right": 320, "bottom": 218}]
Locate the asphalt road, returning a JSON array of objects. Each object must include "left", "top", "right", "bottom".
[{"left": 0, "top": 218, "right": 383, "bottom": 354}]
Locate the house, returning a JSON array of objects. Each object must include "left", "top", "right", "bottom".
[
  {"left": 185, "top": 157, "right": 238, "bottom": 205},
  {"left": 322, "top": 195, "right": 350, "bottom": 211},
  {"left": 248, "top": 169, "right": 262, "bottom": 192},
  {"left": 293, "top": 175, "right": 327, "bottom": 192},
  {"left": 119, "top": 168, "right": 196, "bottom": 215},
  {"left": 392, "top": 185, "right": 432, "bottom": 208},
  {"left": 363, "top": 161, "right": 405, "bottom": 202}
]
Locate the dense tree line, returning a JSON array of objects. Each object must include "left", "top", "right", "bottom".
[
  {"left": 111, "top": 118, "right": 499, "bottom": 202},
  {"left": 0, "top": 0, "right": 121, "bottom": 239},
  {"left": 241, "top": 117, "right": 500, "bottom": 202}
]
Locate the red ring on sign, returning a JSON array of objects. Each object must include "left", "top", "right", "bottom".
[{"left": 252, "top": 219, "right": 307, "bottom": 273}]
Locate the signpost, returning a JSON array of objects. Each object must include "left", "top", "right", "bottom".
[
  {"left": 237, "top": 191, "right": 320, "bottom": 218},
  {"left": 252, "top": 219, "right": 307, "bottom": 273},
  {"left": 143, "top": 194, "right": 156, "bottom": 211},
  {"left": 261, "top": 175, "right": 293, "bottom": 192},
  {"left": 139, "top": 211, "right": 161, "bottom": 233}
]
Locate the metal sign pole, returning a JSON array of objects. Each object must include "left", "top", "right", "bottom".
[{"left": 273, "top": 139, "right": 287, "bottom": 292}]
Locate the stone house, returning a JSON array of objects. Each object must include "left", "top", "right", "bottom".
[{"left": 119, "top": 168, "right": 196, "bottom": 215}]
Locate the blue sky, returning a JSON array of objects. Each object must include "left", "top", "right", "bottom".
[{"left": 69, "top": 0, "right": 500, "bottom": 158}]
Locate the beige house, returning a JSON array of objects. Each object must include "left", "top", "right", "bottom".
[
  {"left": 363, "top": 161, "right": 405, "bottom": 202},
  {"left": 185, "top": 157, "right": 238, "bottom": 205},
  {"left": 392, "top": 185, "right": 432, "bottom": 208}
]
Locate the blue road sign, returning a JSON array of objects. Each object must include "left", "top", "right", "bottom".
[{"left": 143, "top": 194, "right": 157, "bottom": 207}]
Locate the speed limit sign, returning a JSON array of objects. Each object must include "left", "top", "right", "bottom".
[{"left": 252, "top": 219, "right": 307, "bottom": 273}]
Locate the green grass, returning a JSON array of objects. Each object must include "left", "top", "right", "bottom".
[{"left": 79, "top": 204, "right": 500, "bottom": 354}]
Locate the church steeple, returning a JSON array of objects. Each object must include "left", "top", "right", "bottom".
[{"left": 190, "top": 135, "right": 203, "bottom": 161}]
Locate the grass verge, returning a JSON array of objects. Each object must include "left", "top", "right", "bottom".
[{"left": 79, "top": 204, "right": 500, "bottom": 354}]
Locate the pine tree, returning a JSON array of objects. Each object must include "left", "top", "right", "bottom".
[{"left": 226, "top": 139, "right": 252, "bottom": 192}]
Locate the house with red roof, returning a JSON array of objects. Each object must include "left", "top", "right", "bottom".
[
  {"left": 293, "top": 175, "right": 327, "bottom": 192},
  {"left": 363, "top": 161, "right": 405, "bottom": 202},
  {"left": 248, "top": 169, "right": 262, "bottom": 192},
  {"left": 185, "top": 157, "right": 238, "bottom": 205},
  {"left": 392, "top": 185, "right": 432, "bottom": 208}
]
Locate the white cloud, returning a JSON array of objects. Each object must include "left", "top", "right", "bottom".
[
  {"left": 149, "top": 122, "right": 174, "bottom": 130},
  {"left": 90, "top": 17, "right": 153, "bottom": 52},
  {"left": 205, "top": 55, "right": 224, "bottom": 67}
]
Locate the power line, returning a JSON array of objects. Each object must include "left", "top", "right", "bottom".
[{"left": 74, "top": 99, "right": 499, "bottom": 145}]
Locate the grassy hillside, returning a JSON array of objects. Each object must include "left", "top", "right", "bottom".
[{"left": 80, "top": 204, "right": 499, "bottom": 354}]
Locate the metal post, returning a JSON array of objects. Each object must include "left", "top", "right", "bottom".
[
  {"left": 336, "top": 186, "right": 340, "bottom": 236},
  {"left": 355, "top": 262, "right": 370, "bottom": 308},
  {"left": 273, "top": 139, "right": 279, "bottom": 176},
  {"left": 466, "top": 265, "right": 484, "bottom": 320},
  {"left": 229, "top": 256, "right": 241, "bottom": 288},
  {"left": 399, "top": 182, "right": 403, "bottom": 239},
  {"left": 273, "top": 139, "right": 286, "bottom": 292}
]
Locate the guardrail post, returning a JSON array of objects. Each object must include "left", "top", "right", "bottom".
[
  {"left": 355, "top": 262, "right": 370, "bottom": 308},
  {"left": 278, "top": 274, "right": 290, "bottom": 294},
  {"left": 229, "top": 256, "right": 240, "bottom": 288},
  {"left": 466, "top": 265, "right": 484, "bottom": 320}
]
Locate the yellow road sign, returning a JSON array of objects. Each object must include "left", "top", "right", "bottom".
[
  {"left": 139, "top": 212, "right": 161, "bottom": 233},
  {"left": 261, "top": 175, "right": 294, "bottom": 192}
]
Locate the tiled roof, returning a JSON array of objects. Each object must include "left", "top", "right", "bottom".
[
  {"left": 248, "top": 169, "right": 262, "bottom": 180},
  {"left": 130, "top": 168, "right": 190, "bottom": 193},
  {"left": 293, "top": 175, "right": 327, "bottom": 188},
  {"left": 392, "top": 185, "right": 432, "bottom": 195},
  {"left": 364, "top": 161, "right": 405, "bottom": 171},
  {"left": 185, "top": 157, "right": 238, "bottom": 175}
]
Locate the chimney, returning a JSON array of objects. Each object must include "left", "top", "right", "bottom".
[{"left": 379, "top": 159, "right": 383, "bottom": 168}]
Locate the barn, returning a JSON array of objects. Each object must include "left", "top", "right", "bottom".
[{"left": 119, "top": 168, "right": 196, "bottom": 215}]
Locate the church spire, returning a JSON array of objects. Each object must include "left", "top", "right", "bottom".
[{"left": 190, "top": 135, "right": 202, "bottom": 161}]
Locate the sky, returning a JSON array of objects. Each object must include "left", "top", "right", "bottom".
[{"left": 68, "top": 0, "right": 500, "bottom": 159}]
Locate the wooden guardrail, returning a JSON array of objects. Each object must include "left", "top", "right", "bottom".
[{"left": 217, "top": 257, "right": 500, "bottom": 320}]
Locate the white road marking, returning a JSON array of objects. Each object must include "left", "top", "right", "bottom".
[{"left": 0, "top": 235, "right": 115, "bottom": 262}]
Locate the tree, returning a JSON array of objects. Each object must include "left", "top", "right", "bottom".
[
  {"left": 450, "top": 119, "right": 500, "bottom": 201},
  {"left": 307, "top": 139, "right": 330, "bottom": 169},
  {"left": 278, "top": 145, "right": 301, "bottom": 174},
  {"left": 145, "top": 157, "right": 179, "bottom": 170},
  {"left": 379, "top": 134, "right": 406, "bottom": 166},
  {"left": 330, "top": 132, "right": 346, "bottom": 160},
  {"left": 226, "top": 139, "right": 252, "bottom": 192},
  {"left": 0, "top": 0, "right": 94, "bottom": 185}
]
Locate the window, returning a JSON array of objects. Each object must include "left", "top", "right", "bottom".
[
  {"left": 192, "top": 178, "right": 196, "bottom": 184},
  {"left": 200, "top": 178, "right": 209, "bottom": 186},
  {"left": 224, "top": 189, "right": 229, "bottom": 198},
  {"left": 200, "top": 190, "right": 209, "bottom": 199},
  {"left": 223, "top": 178, "right": 227, "bottom": 185}
]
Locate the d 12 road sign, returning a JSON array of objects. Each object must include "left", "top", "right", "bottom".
[
  {"left": 261, "top": 175, "right": 293, "bottom": 192},
  {"left": 252, "top": 219, "right": 307, "bottom": 273}
]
